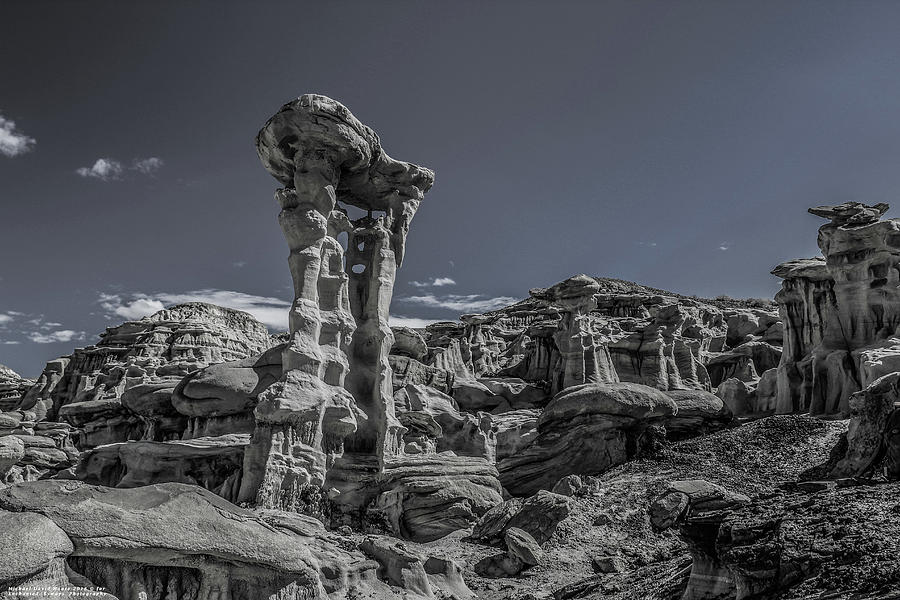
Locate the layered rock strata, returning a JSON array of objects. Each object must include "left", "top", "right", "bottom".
[{"left": 774, "top": 202, "right": 900, "bottom": 415}]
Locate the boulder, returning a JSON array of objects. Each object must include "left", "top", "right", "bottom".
[
  {"left": 663, "top": 389, "right": 732, "bottom": 440},
  {"left": 499, "top": 383, "right": 676, "bottom": 495},
  {"left": 470, "top": 490, "right": 571, "bottom": 546},
  {"left": 369, "top": 454, "right": 503, "bottom": 542},
  {"left": 505, "top": 527, "right": 543, "bottom": 566}
]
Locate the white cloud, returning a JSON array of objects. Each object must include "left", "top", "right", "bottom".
[
  {"left": 409, "top": 277, "right": 457, "bottom": 288},
  {"left": 27, "top": 330, "right": 85, "bottom": 344},
  {"left": 2, "top": 340, "right": 20, "bottom": 345},
  {"left": 719, "top": 242, "right": 731, "bottom": 251},
  {"left": 99, "top": 290, "right": 291, "bottom": 331},
  {"left": 99, "top": 295, "right": 166, "bottom": 320},
  {"left": 0, "top": 114, "right": 36, "bottom": 157},
  {"left": 397, "top": 294, "right": 517, "bottom": 313},
  {"left": 133, "top": 157, "right": 163, "bottom": 174},
  {"left": 389, "top": 315, "right": 443, "bottom": 329},
  {"left": 76, "top": 158, "right": 124, "bottom": 180},
  {"left": 76, "top": 156, "right": 163, "bottom": 181},
  {"left": 0, "top": 314, "right": 13, "bottom": 325}
]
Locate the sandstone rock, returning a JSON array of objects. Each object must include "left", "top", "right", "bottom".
[
  {"left": 23, "top": 303, "right": 271, "bottom": 424},
  {"left": 470, "top": 490, "right": 571, "bottom": 546},
  {"left": 663, "top": 389, "right": 732, "bottom": 440},
  {"left": 390, "top": 326, "right": 428, "bottom": 361},
  {"left": 649, "top": 480, "right": 751, "bottom": 600},
  {"left": 499, "top": 383, "right": 676, "bottom": 495},
  {"left": 452, "top": 379, "right": 503, "bottom": 412},
  {"left": 172, "top": 345, "right": 282, "bottom": 439},
  {"left": 504, "top": 527, "right": 543, "bottom": 566},
  {"left": 774, "top": 202, "right": 900, "bottom": 416},
  {"left": 808, "top": 200, "right": 889, "bottom": 226},
  {"left": 395, "top": 384, "right": 495, "bottom": 460},
  {"left": 716, "top": 377, "right": 755, "bottom": 416},
  {"left": 76, "top": 434, "right": 249, "bottom": 501},
  {"left": 0, "top": 364, "right": 32, "bottom": 411},
  {"left": 0, "top": 480, "right": 322, "bottom": 599},
  {"left": 368, "top": 454, "right": 503, "bottom": 542},
  {"left": 360, "top": 535, "right": 473, "bottom": 599},
  {"left": 592, "top": 555, "right": 626, "bottom": 574},
  {"left": 492, "top": 409, "right": 539, "bottom": 461},
  {"left": 474, "top": 552, "right": 525, "bottom": 578},
  {"left": 754, "top": 367, "right": 779, "bottom": 414},
  {"left": 832, "top": 372, "right": 900, "bottom": 479},
  {"left": 0, "top": 510, "right": 73, "bottom": 582},
  {"left": 0, "top": 435, "right": 25, "bottom": 475},
  {"left": 479, "top": 377, "right": 550, "bottom": 410},
  {"left": 390, "top": 355, "right": 455, "bottom": 395}
]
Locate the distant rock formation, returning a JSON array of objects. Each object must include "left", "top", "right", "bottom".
[
  {"left": 22, "top": 303, "right": 271, "bottom": 449},
  {"left": 0, "top": 364, "right": 32, "bottom": 411}
]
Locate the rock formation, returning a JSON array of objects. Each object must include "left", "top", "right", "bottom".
[
  {"left": 22, "top": 303, "right": 272, "bottom": 449},
  {"left": 14, "top": 96, "right": 900, "bottom": 600},
  {"left": 774, "top": 202, "right": 900, "bottom": 415},
  {"left": 0, "top": 364, "right": 32, "bottom": 411},
  {"left": 498, "top": 382, "right": 677, "bottom": 495}
]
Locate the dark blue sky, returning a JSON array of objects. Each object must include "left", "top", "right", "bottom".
[{"left": 3, "top": 0, "right": 900, "bottom": 376}]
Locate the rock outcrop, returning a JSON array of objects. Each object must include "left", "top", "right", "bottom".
[
  {"left": 499, "top": 382, "right": 677, "bottom": 495},
  {"left": 0, "top": 364, "right": 31, "bottom": 411},
  {"left": 774, "top": 202, "right": 900, "bottom": 416},
  {"left": 21, "top": 303, "right": 272, "bottom": 449}
]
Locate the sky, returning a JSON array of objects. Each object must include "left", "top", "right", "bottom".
[{"left": 3, "top": 1, "right": 900, "bottom": 376}]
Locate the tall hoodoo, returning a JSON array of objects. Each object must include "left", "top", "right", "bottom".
[
  {"left": 241, "top": 94, "right": 434, "bottom": 510},
  {"left": 773, "top": 201, "right": 900, "bottom": 415}
]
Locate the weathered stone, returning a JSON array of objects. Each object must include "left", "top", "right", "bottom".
[
  {"left": 663, "top": 389, "right": 732, "bottom": 440},
  {"left": 390, "top": 326, "right": 428, "bottom": 361},
  {"left": 504, "top": 527, "right": 543, "bottom": 566},
  {"left": 774, "top": 202, "right": 900, "bottom": 416},
  {"left": 0, "top": 481, "right": 322, "bottom": 600},
  {"left": 499, "top": 383, "right": 676, "bottom": 495},
  {"left": 76, "top": 434, "right": 249, "bottom": 501}
]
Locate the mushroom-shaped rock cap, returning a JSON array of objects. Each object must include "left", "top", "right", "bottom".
[
  {"left": 531, "top": 274, "right": 600, "bottom": 303},
  {"left": 256, "top": 94, "right": 434, "bottom": 211},
  {"left": 770, "top": 257, "right": 830, "bottom": 281},
  {"left": 540, "top": 382, "right": 677, "bottom": 428},
  {"left": 808, "top": 201, "right": 889, "bottom": 227}
]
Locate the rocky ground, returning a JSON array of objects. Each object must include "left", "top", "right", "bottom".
[{"left": 372, "top": 415, "right": 850, "bottom": 600}]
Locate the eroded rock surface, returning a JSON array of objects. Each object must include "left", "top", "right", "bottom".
[{"left": 774, "top": 202, "right": 900, "bottom": 416}]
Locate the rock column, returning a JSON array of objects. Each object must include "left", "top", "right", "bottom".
[{"left": 243, "top": 94, "right": 434, "bottom": 511}]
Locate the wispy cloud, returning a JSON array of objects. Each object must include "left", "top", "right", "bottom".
[
  {"left": 409, "top": 277, "right": 456, "bottom": 288},
  {"left": 133, "top": 157, "right": 163, "bottom": 174},
  {"left": 27, "top": 330, "right": 85, "bottom": 344},
  {"left": 76, "top": 158, "right": 124, "bottom": 180},
  {"left": 719, "top": 241, "right": 732, "bottom": 251},
  {"left": 389, "top": 315, "right": 443, "bottom": 328},
  {"left": 0, "top": 113, "right": 36, "bottom": 157},
  {"left": 0, "top": 314, "right": 13, "bottom": 325},
  {"left": 233, "top": 261, "right": 247, "bottom": 268},
  {"left": 2, "top": 340, "right": 20, "bottom": 345},
  {"left": 397, "top": 293, "right": 517, "bottom": 313},
  {"left": 99, "top": 290, "right": 291, "bottom": 331},
  {"left": 76, "top": 156, "right": 164, "bottom": 180}
]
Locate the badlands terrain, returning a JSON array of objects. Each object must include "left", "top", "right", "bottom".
[{"left": 1, "top": 95, "right": 899, "bottom": 600}]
